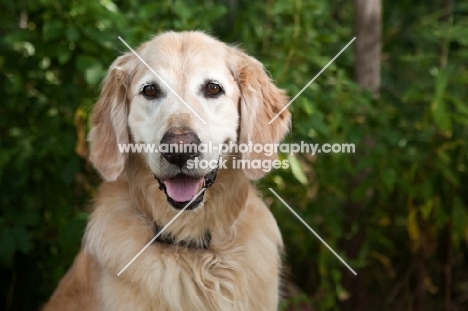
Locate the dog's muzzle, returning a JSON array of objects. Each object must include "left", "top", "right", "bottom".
[{"left": 155, "top": 127, "right": 220, "bottom": 210}]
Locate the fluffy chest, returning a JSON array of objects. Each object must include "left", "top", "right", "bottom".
[{"left": 100, "top": 243, "right": 249, "bottom": 311}]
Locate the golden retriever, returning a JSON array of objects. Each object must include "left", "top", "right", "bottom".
[{"left": 43, "top": 31, "right": 290, "bottom": 311}]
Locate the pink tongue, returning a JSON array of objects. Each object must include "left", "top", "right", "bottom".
[{"left": 164, "top": 176, "right": 204, "bottom": 202}]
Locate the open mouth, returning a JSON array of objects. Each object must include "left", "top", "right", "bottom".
[{"left": 155, "top": 170, "right": 218, "bottom": 210}]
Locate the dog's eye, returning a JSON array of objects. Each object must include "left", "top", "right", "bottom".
[
  {"left": 205, "top": 82, "right": 222, "bottom": 97},
  {"left": 141, "top": 84, "right": 161, "bottom": 99}
]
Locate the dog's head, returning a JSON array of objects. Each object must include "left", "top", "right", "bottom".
[{"left": 88, "top": 31, "right": 290, "bottom": 210}]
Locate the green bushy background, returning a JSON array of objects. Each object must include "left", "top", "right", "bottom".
[{"left": 1, "top": 0, "right": 467, "bottom": 310}]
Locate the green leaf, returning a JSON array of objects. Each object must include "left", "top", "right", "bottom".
[
  {"left": 43, "top": 20, "right": 63, "bottom": 41},
  {"left": 288, "top": 154, "right": 307, "bottom": 184},
  {"left": 430, "top": 69, "right": 452, "bottom": 133},
  {"left": 85, "top": 63, "right": 104, "bottom": 85},
  {"left": 66, "top": 26, "right": 80, "bottom": 42}
]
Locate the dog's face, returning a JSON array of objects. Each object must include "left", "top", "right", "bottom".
[
  {"left": 127, "top": 33, "right": 240, "bottom": 209},
  {"left": 88, "top": 31, "right": 290, "bottom": 210}
]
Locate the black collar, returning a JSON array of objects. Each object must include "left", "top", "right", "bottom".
[{"left": 154, "top": 224, "right": 211, "bottom": 250}]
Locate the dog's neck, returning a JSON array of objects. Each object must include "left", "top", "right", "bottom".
[
  {"left": 125, "top": 154, "right": 250, "bottom": 249},
  {"left": 153, "top": 223, "right": 211, "bottom": 249}
]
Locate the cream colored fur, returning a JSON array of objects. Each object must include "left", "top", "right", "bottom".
[{"left": 43, "top": 31, "right": 290, "bottom": 311}]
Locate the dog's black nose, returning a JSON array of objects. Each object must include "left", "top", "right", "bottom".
[{"left": 160, "top": 127, "right": 201, "bottom": 168}]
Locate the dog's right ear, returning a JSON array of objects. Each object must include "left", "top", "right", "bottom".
[{"left": 88, "top": 53, "right": 134, "bottom": 181}]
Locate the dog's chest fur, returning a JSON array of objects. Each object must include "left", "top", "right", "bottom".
[
  {"left": 100, "top": 230, "right": 253, "bottom": 310},
  {"left": 83, "top": 181, "right": 281, "bottom": 311}
]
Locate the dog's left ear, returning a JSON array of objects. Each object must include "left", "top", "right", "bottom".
[
  {"left": 88, "top": 53, "right": 134, "bottom": 181},
  {"left": 230, "top": 47, "right": 291, "bottom": 180}
]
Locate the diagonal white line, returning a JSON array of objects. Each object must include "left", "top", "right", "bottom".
[
  {"left": 118, "top": 36, "right": 207, "bottom": 125},
  {"left": 117, "top": 188, "right": 206, "bottom": 276},
  {"left": 268, "top": 188, "right": 357, "bottom": 275},
  {"left": 268, "top": 37, "right": 356, "bottom": 124}
]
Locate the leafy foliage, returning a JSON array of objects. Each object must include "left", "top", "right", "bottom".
[{"left": 0, "top": 0, "right": 467, "bottom": 310}]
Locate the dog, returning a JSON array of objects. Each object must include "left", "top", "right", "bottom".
[{"left": 43, "top": 31, "right": 290, "bottom": 311}]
